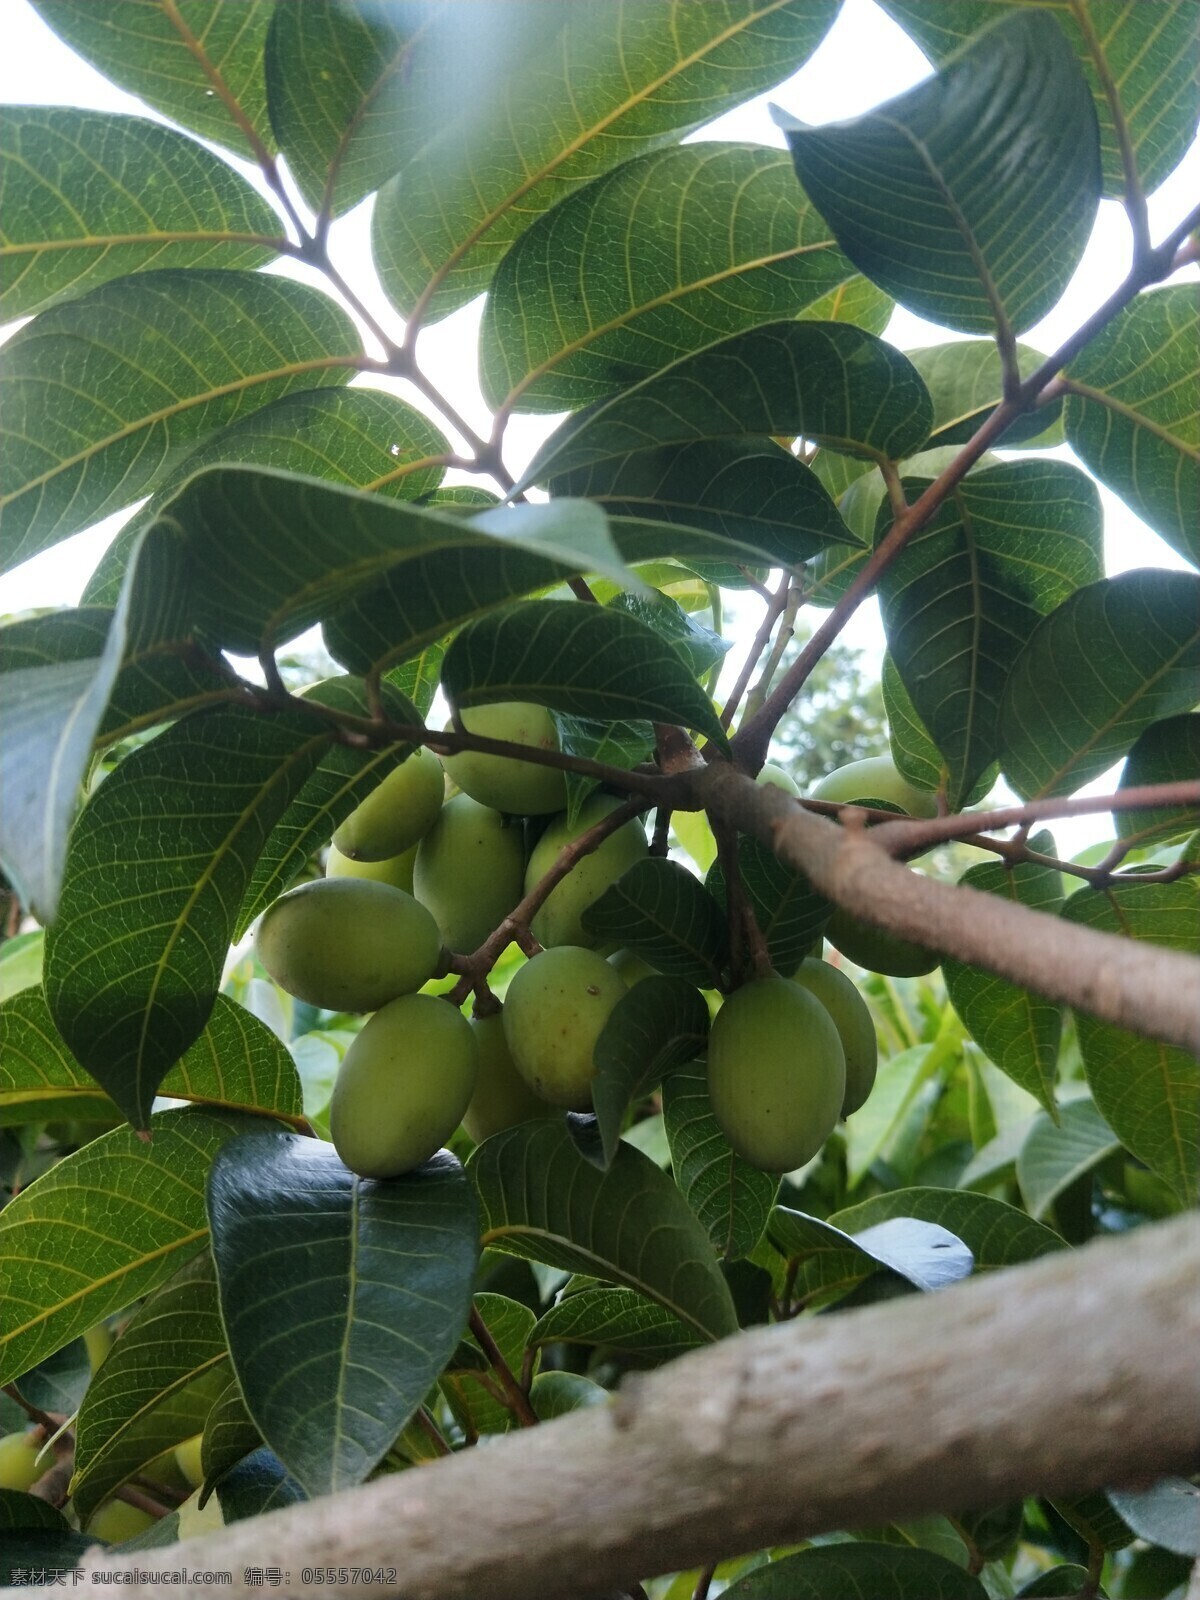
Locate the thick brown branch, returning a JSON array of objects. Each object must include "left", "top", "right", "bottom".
[{"left": 33, "top": 1215, "right": 1200, "bottom": 1600}]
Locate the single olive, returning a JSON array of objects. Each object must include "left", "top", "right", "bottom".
[
  {"left": 83, "top": 1498, "right": 158, "bottom": 1544},
  {"left": 525, "top": 796, "right": 647, "bottom": 949},
  {"left": 443, "top": 702, "right": 567, "bottom": 815},
  {"left": 326, "top": 840, "right": 417, "bottom": 895},
  {"left": 413, "top": 793, "right": 525, "bottom": 952},
  {"left": 0, "top": 1430, "right": 42, "bottom": 1493},
  {"left": 825, "top": 907, "right": 940, "bottom": 978},
  {"left": 463, "top": 1010, "right": 548, "bottom": 1144},
  {"left": 810, "top": 754, "right": 937, "bottom": 818},
  {"left": 502, "top": 946, "right": 627, "bottom": 1109},
  {"left": 332, "top": 746, "right": 445, "bottom": 860},
  {"left": 791, "top": 957, "right": 878, "bottom": 1115}
]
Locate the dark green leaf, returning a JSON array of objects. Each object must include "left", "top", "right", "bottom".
[
  {"left": 44, "top": 704, "right": 331, "bottom": 1126},
  {"left": 1016, "top": 1099, "right": 1120, "bottom": 1221},
  {"left": 800, "top": 272, "right": 895, "bottom": 335},
  {"left": 582, "top": 859, "right": 730, "bottom": 989},
  {"left": 529, "top": 1285, "right": 703, "bottom": 1366},
  {"left": 1062, "top": 876, "right": 1199, "bottom": 1203},
  {"left": 12, "top": 1337, "right": 91, "bottom": 1416},
  {"left": 591, "top": 977, "right": 710, "bottom": 1168},
  {"left": 607, "top": 593, "right": 730, "bottom": 681},
  {"left": 722, "top": 1542, "right": 987, "bottom": 1598},
  {"left": 2, "top": 1532, "right": 97, "bottom": 1580},
  {"left": 1108, "top": 1479, "right": 1200, "bottom": 1558},
  {"left": 1116, "top": 715, "right": 1200, "bottom": 847},
  {"left": 481, "top": 142, "right": 867, "bottom": 412},
  {"left": 72, "top": 1252, "right": 228, "bottom": 1521},
  {"left": 706, "top": 837, "right": 831, "bottom": 974},
  {"left": 522, "top": 321, "right": 934, "bottom": 486},
  {"left": 910, "top": 340, "right": 1063, "bottom": 449},
  {"left": 29, "top": 0, "right": 275, "bottom": 161},
  {"left": 879, "top": 0, "right": 1200, "bottom": 197},
  {"left": 942, "top": 837, "right": 1065, "bottom": 1116},
  {"left": 1063, "top": 287, "right": 1199, "bottom": 567},
  {"left": 0, "top": 109, "right": 280, "bottom": 323},
  {"left": 549, "top": 438, "right": 852, "bottom": 566},
  {"left": 881, "top": 652, "right": 998, "bottom": 804},
  {"left": 552, "top": 714, "right": 655, "bottom": 829},
  {"left": 880, "top": 461, "right": 1103, "bottom": 806},
  {"left": 779, "top": 11, "right": 1099, "bottom": 337},
  {"left": 999, "top": 570, "right": 1200, "bottom": 799},
  {"left": 0, "top": 1491, "right": 69, "bottom": 1534},
  {"left": 208, "top": 1136, "right": 477, "bottom": 1498},
  {"left": 470, "top": 1119, "right": 738, "bottom": 1340},
  {"left": 0, "top": 271, "right": 361, "bottom": 574},
  {"left": 831, "top": 1187, "right": 1064, "bottom": 1269},
  {"left": 440, "top": 600, "right": 728, "bottom": 750},
  {"left": 199, "top": 1372, "right": 260, "bottom": 1496},
  {"left": 0, "top": 1107, "right": 252, "bottom": 1385},
  {"left": 214, "top": 1447, "right": 306, "bottom": 1523},
  {"left": 662, "top": 1060, "right": 779, "bottom": 1261},
  {"left": 371, "top": 1, "right": 840, "bottom": 323}
]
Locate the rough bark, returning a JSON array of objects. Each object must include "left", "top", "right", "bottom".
[{"left": 34, "top": 1214, "right": 1200, "bottom": 1600}]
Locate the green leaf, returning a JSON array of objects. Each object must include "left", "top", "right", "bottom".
[
  {"left": 440, "top": 600, "right": 728, "bottom": 750},
  {"left": 879, "top": 0, "right": 1200, "bottom": 198},
  {"left": 1108, "top": 1479, "right": 1200, "bottom": 1558},
  {"left": 722, "top": 1542, "right": 988, "bottom": 1598},
  {"left": 442, "top": 1292, "right": 536, "bottom": 1439},
  {"left": 208, "top": 1136, "right": 478, "bottom": 1498},
  {"left": 830, "top": 1187, "right": 1064, "bottom": 1268},
  {"left": 529, "top": 1285, "right": 704, "bottom": 1366},
  {"left": 942, "top": 838, "right": 1065, "bottom": 1117},
  {"left": 1116, "top": 715, "right": 1200, "bottom": 847},
  {"left": 71, "top": 1252, "right": 229, "bottom": 1521},
  {"left": 778, "top": 10, "right": 1099, "bottom": 338},
  {"left": 881, "top": 655, "right": 941, "bottom": 796},
  {"left": 1061, "top": 876, "right": 1199, "bottom": 1203},
  {"left": 662, "top": 1059, "right": 778, "bottom": 1261},
  {"left": 706, "top": 837, "right": 831, "bottom": 975},
  {"left": 0, "top": 1107, "right": 251, "bottom": 1385},
  {"left": 0, "top": 1492, "right": 69, "bottom": 1535},
  {"left": 607, "top": 592, "right": 731, "bottom": 681},
  {"left": 0, "top": 271, "right": 361, "bottom": 574},
  {"left": 1063, "top": 287, "right": 1199, "bottom": 567},
  {"left": 799, "top": 272, "right": 895, "bottom": 334},
  {"left": 999, "top": 569, "right": 1200, "bottom": 799},
  {"left": 28, "top": 0, "right": 275, "bottom": 161},
  {"left": 470, "top": 1119, "right": 738, "bottom": 1340},
  {"left": 880, "top": 461, "right": 1103, "bottom": 807},
  {"left": 548, "top": 438, "right": 852, "bottom": 566},
  {"left": 0, "top": 109, "right": 281, "bottom": 324},
  {"left": 199, "top": 1372, "right": 261, "bottom": 1495},
  {"left": 214, "top": 1447, "right": 306, "bottom": 1523},
  {"left": 770, "top": 1207, "right": 973, "bottom": 1293},
  {"left": 481, "top": 142, "right": 868, "bottom": 413},
  {"left": 591, "top": 977, "right": 710, "bottom": 1168},
  {"left": 522, "top": 321, "right": 934, "bottom": 487},
  {"left": 0, "top": 991, "right": 302, "bottom": 1126},
  {"left": 552, "top": 714, "right": 656, "bottom": 829},
  {"left": 1016, "top": 1098, "right": 1120, "bottom": 1222},
  {"left": 909, "top": 341, "right": 1063, "bottom": 450},
  {"left": 44, "top": 705, "right": 331, "bottom": 1127},
  {"left": 371, "top": 0, "right": 840, "bottom": 323},
  {"left": 0, "top": 931, "right": 43, "bottom": 1004},
  {"left": 581, "top": 860, "right": 730, "bottom": 989}
]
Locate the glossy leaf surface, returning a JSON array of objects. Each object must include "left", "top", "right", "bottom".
[
  {"left": 582, "top": 860, "right": 730, "bottom": 989},
  {"left": 529, "top": 1285, "right": 704, "bottom": 1365},
  {"left": 722, "top": 1541, "right": 987, "bottom": 1598}
]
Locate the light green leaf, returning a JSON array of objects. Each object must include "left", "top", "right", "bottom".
[
  {"left": 909, "top": 341, "right": 1063, "bottom": 450},
  {"left": 209, "top": 1136, "right": 477, "bottom": 1498},
  {"left": 0, "top": 109, "right": 280, "bottom": 324},
  {"left": 1062, "top": 876, "right": 1199, "bottom": 1203},
  {"left": 522, "top": 321, "right": 934, "bottom": 487},
  {"left": 831, "top": 1187, "right": 1064, "bottom": 1269},
  {"left": 582, "top": 860, "right": 730, "bottom": 989},
  {"left": 0, "top": 1107, "right": 253, "bottom": 1385},
  {"left": 1116, "top": 715, "right": 1200, "bottom": 847},
  {"left": 942, "top": 837, "right": 1065, "bottom": 1117},
  {"left": 371, "top": 0, "right": 840, "bottom": 324},
  {"left": 879, "top": 0, "right": 1200, "bottom": 197},
  {"left": 778, "top": 11, "right": 1100, "bottom": 338},
  {"left": 470, "top": 1119, "right": 738, "bottom": 1341},
  {"left": 440, "top": 600, "right": 728, "bottom": 750},
  {"left": 881, "top": 654, "right": 998, "bottom": 805},
  {"left": 29, "top": 0, "right": 275, "bottom": 161},
  {"left": 481, "top": 142, "right": 867, "bottom": 413},
  {"left": 706, "top": 838, "right": 831, "bottom": 975},
  {"left": 722, "top": 1542, "right": 987, "bottom": 1598},
  {"left": 71, "top": 1252, "right": 229, "bottom": 1522},
  {"left": 1063, "top": 287, "right": 1199, "bottom": 567},
  {"left": 1016, "top": 1098, "right": 1121, "bottom": 1221},
  {"left": 663, "top": 1060, "right": 778, "bottom": 1261},
  {"left": 0, "top": 932, "right": 43, "bottom": 1005},
  {"left": 0, "top": 271, "right": 361, "bottom": 574},
  {"left": 880, "top": 461, "right": 1103, "bottom": 806},
  {"left": 529, "top": 1285, "right": 704, "bottom": 1366},
  {"left": 591, "top": 977, "right": 710, "bottom": 1168},
  {"left": 799, "top": 272, "right": 894, "bottom": 334},
  {"left": 999, "top": 569, "right": 1200, "bottom": 799},
  {"left": 44, "top": 705, "right": 331, "bottom": 1127}
]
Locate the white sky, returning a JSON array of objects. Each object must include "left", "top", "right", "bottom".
[{"left": 2, "top": 0, "right": 1196, "bottom": 852}]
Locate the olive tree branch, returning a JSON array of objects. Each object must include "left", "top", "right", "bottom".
[
  {"left": 719, "top": 574, "right": 791, "bottom": 731},
  {"left": 739, "top": 578, "right": 801, "bottom": 727},
  {"left": 468, "top": 1307, "right": 539, "bottom": 1429}
]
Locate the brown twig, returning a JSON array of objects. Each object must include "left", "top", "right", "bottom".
[
  {"left": 719, "top": 575, "right": 791, "bottom": 731},
  {"left": 469, "top": 1306, "right": 539, "bottom": 1429}
]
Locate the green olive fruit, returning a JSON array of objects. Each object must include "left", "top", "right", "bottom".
[
  {"left": 608, "top": 948, "right": 658, "bottom": 987},
  {"left": 443, "top": 702, "right": 567, "bottom": 815},
  {"left": 330, "top": 994, "right": 478, "bottom": 1178},
  {"left": 139, "top": 1445, "right": 190, "bottom": 1495},
  {"left": 84, "top": 1498, "right": 158, "bottom": 1544},
  {"left": 707, "top": 975, "right": 845, "bottom": 1173},
  {"left": 757, "top": 763, "right": 800, "bottom": 796},
  {"left": 174, "top": 1433, "right": 205, "bottom": 1491},
  {"left": 332, "top": 746, "right": 445, "bottom": 860},
  {"left": 810, "top": 755, "right": 937, "bottom": 818},
  {"left": 502, "top": 946, "right": 627, "bottom": 1109},
  {"left": 790, "top": 957, "right": 878, "bottom": 1116},
  {"left": 326, "top": 840, "right": 417, "bottom": 895},
  {"left": 525, "top": 796, "right": 648, "bottom": 949},
  {"left": 255, "top": 878, "right": 441, "bottom": 1011},
  {"left": 414, "top": 794, "right": 525, "bottom": 952},
  {"left": 175, "top": 1486, "right": 225, "bottom": 1540},
  {"left": 462, "top": 1011, "right": 547, "bottom": 1143},
  {"left": 825, "top": 906, "right": 939, "bottom": 978},
  {"left": 0, "top": 1430, "right": 42, "bottom": 1492}
]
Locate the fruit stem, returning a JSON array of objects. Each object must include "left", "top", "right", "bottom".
[{"left": 469, "top": 1306, "right": 539, "bottom": 1428}]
